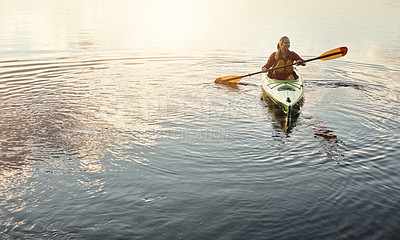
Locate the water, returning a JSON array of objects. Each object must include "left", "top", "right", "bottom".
[{"left": 1, "top": 0, "right": 400, "bottom": 239}]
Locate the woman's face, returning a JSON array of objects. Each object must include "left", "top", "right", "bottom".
[{"left": 282, "top": 39, "right": 290, "bottom": 50}]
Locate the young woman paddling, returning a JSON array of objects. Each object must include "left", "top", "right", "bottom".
[{"left": 262, "top": 36, "right": 306, "bottom": 80}]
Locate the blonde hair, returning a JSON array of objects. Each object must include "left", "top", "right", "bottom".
[{"left": 275, "top": 36, "right": 289, "bottom": 60}]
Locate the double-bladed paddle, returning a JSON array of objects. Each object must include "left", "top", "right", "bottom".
[{"left": 215, "top": 47, "right": 348, "bottom": 84}]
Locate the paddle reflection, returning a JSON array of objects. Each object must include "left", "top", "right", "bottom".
[
  {"left": 214, "top": 82, "right": 241, "bottom": 91},
  {"left": 313, "top": 127, "right": 345, "bottom": 164}
]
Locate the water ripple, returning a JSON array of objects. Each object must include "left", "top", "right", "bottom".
[{"left": 1, "top": 52, "right": 400, "bottom": 238}]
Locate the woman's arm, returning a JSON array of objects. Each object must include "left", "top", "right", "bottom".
[
  {"left": 292, "top": 51, "right": 306, "bottom": 66},
  {"left": 262, "top": 53, "right": 276, "bottom": 71}
]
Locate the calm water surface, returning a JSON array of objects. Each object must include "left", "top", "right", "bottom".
[{"left": 1, "top": 0, "right": 400, "bottom": 239}]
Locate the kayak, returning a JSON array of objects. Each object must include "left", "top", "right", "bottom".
[{"left": 261, "top": 69, "right": 304, "bottom": 116}]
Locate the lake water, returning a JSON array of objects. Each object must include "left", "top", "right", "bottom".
[{"left": 1, "top": 0, "right": 400, "bottom": 239}]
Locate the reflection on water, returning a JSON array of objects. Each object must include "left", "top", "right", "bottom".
[
  {"left": 0, "top": 60, "right": 110, "bottom": 170},
  {"left": 261, "top": 88, "right": 302, "bottom": 134},
  {"left": 0, "top": 59, "right": 119, "bottom": 232},
  {"left": 312, "top": 125, "right": 346, "bottom": 165}
]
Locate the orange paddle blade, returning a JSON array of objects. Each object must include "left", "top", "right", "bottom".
[
  {"left": 215, "top": 75, "right": 242, "bottom": 83},
  {"left": 318, "top": 47, "right": 348, "bottom": 61}
]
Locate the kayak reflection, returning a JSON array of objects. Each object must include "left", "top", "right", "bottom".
[{"left": 261, "top": 88, "right": 303, "bottom": 134}]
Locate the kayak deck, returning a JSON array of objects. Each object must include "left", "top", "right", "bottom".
[{"left": 261, "top": 70, "right": 304, "bottom": 116}]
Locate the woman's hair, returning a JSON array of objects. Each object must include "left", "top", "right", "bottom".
[{"left": 276, "top": 36, "right": 289, "bottom": 60}]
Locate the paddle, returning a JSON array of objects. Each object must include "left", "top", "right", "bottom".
[{"left": 215, "top": 47, "right": 348, "bottom": 84}]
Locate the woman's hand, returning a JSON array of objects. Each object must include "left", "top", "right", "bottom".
[
  {"left": 262, "top": 67, "right": 268, "bottom": 72},
  {"left": 295, "top": 60, "right": 306, "bottom": 66}
]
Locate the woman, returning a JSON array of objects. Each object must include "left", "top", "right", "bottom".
[{"left": 262, "top": 36, "right": 306, "bottom": 80}]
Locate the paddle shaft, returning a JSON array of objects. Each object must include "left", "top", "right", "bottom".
[
  {"left": 222, "top": 49, "right": 347, "bottom": 82},
  {"left": 265, "top": 50, "right": 346, "bottom": 75},
  {"left": 231, "top": 71, "right": 263, "bottom": 81}
]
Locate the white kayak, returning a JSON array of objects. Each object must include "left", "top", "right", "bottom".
[{"left": 261, "top": 69, "right": 304, "bottom": 116}]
